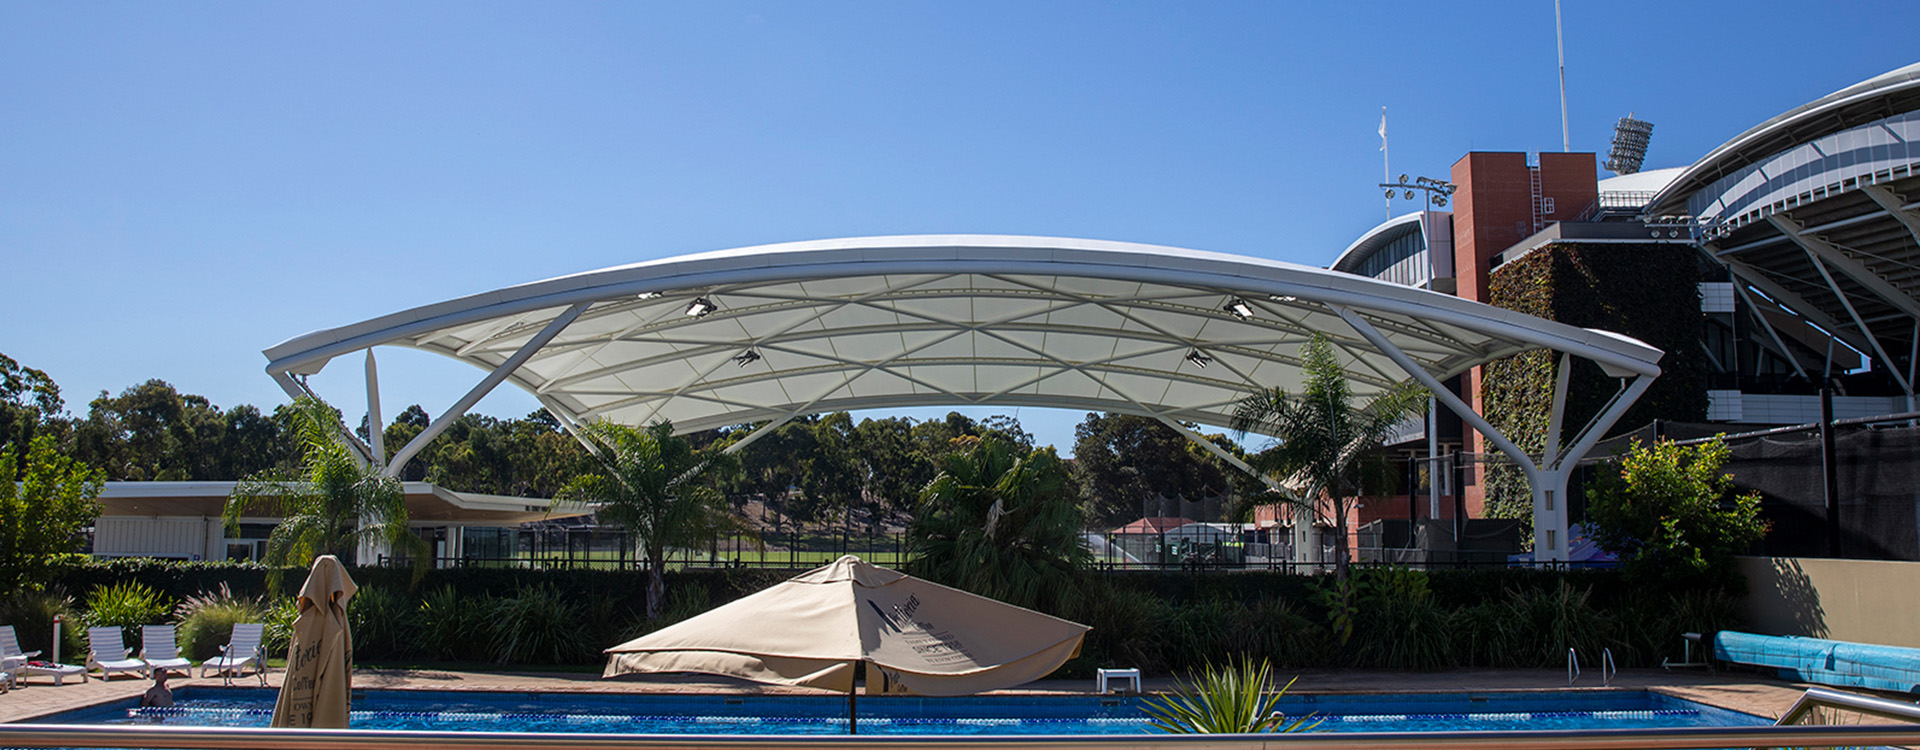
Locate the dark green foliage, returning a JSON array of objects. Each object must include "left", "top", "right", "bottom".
[
  {"left": 1070, "top": 413, "right": 1236, "bottom": 528},
  {"left": 908, "top": 436, "right": 1090, "bottom": 612},
  {"left": 491, "top": 583, "right": 589, "bottom": 664},
  {"left": 1063, "top": 580, "right": 1176, "bottom": 676},
  {"left": 417, "top": 585, "right": 497, "bottom": 662},
  {"left": 36, "top": 558, "right": 1739, "bottom": 672},
  {"left": 83, "top": 581, "right": 171, "bottom": 644},
  {"left": 1586, "top": 438, "right": 1769, "bottom": 590},
  {"left": 0, "top": 585, "right": 85, "bottom": 659},
  {"left": 347, "top": 585, "right": 420, "bottom": 662},
  {"left": 1226, "top": 597, "right": 1325, "bottom": 670},
  {"left": 1483, "top": 243, "right": 1708, "bottom": 529},
  {"left": 1351, "top": 568, "right": 1455, "bottom": 671}
]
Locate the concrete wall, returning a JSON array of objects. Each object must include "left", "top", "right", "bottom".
[{"left": 1737, "top": 556, "right": 1920, "bottom": 648}]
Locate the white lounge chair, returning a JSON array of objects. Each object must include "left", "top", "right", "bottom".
[
  {"left": 139, "top": 625, "right": 193, "bottom": 676},
  {"left": 85, "top": 627, "right": 149, "bottom": 681},
  {"left": 0, "top": 625, "right": 39, "bottom": 674},
  {"left": 200, "top": 623, "right": 267, "bottom": 686}
]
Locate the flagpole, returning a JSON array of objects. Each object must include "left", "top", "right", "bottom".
[{"left": 1380, "top": 107, "right": 1390, "bottom": 219}]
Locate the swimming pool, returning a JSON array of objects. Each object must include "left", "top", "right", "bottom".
[{"left": 33, "top": 688, "right": 1769, "bottom": 736}]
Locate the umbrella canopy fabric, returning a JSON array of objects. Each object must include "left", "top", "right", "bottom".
[
  {"left": 604, "top": 556, "right": 1089, "bottom": 696},
  {"left": 271, "top": 555, "right": 357, "bottom": 728}
]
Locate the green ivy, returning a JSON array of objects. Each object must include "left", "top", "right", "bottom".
[{"left": 1483, "top": 243, "right": 1709, "bottom": 534}]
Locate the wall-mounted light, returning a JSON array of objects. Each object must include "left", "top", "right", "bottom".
[
  {"left": 732, "top": 349, "right": 762, "bottom": 367},
  {"left": 1185, "top": 349, "right": 1213, "bottom": 368},
  {"left": 1224, "top": 298, "right": 1255, "bottom": 321},
  {"left": 685, "top": 297, "right": 717, "bottom": 317}
]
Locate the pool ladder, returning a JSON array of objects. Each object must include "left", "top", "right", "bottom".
[{"left": 1567, "top": 648, "right": 1617, "bottom": 686}]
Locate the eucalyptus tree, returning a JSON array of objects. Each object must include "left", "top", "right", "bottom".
[
  {"left": 558, "top": 420, "right": 740, "bottom": 620},
  {"left": 907, "top": 436, "right": 1088, "bottom": 612},
  {"left": 224, "top": 397, "right": 428, "bottom": 582},
  {"left": 1230, "top": 334, "right": 1426, "bottom": 581}
]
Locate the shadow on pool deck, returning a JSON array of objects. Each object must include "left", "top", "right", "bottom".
[{"left": 0, "top": 666, "right": 1812, "bottom": 726}]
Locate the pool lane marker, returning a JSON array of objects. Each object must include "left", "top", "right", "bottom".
[{"left": 129, "top": 707, "right": 1696, "bottom": 727}]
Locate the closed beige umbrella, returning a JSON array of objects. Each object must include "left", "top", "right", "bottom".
[
  {"left": 604, "top": 555, "right": 1089, "bottom": 697},
  {"left": 271, "top": 555, "right": 357, "bottom": 729}
]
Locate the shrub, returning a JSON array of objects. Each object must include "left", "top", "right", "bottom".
[
  {"left": 261, "top": 596, "right": 297, "bottom": 659},
  {"left": 418, "top": 585, "right": 496, "bottom": 662},
  {"left": 174, "top": 583, "right": 268, "bottom": 660},
  {"left": 1142, "top": 656, "right": 1320, "bottom": 734},
  {"left": 1065, "top": 581, "right": 1174, "bottom": 676},
  {"left": 1227, "top": 597, "right": 1325, "bottom": 670},
  {"left": 0, "top": 585, "right": 85, "bottom": 659},
  {"left": 347, "top": 585, "right": 418, "bottom": 662},
  {"left": 1586, "top": 438, "right": 1768, "bottom": 590},
  {"left": 1352, "top": 568, "right": 1455, "bottom": 670},
  {"left": 84, "top": 581, "right": 170, "bottom": 645},
  {"left": 492, "top": 583, "right": 588, "bottom": 664},
  {"left": 1499, "top": 582, "right": 1616, "bottom": 668}
]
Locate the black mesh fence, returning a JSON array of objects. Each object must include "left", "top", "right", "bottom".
[
  {"left": 1721, "top": 424, "right": 1920, "bottom": 561},
  {"left": 1603, "top": 418, "right": 1920, "bottom": 562}
]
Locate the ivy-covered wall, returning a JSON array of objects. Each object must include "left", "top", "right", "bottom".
[{"left": 1482, "top": 242, "right": 1708, "bottom": 521}]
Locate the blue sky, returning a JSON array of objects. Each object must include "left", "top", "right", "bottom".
[{"left": 4, "top": 1, "right": 1915, "bottom": 455}]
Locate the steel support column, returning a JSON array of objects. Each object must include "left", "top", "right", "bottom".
[{"left": 384, "top": 302, "right": 591, "bottom": 477}]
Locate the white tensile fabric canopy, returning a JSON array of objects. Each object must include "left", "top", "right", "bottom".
[
  {"left": 262, "top": 234, "right": 1666, "bottom": 559},
  {"left": 603, "top": 556, "right": 1090, "bottom": 696}
]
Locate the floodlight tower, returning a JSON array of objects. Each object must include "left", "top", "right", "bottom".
[{"left": 1604, "top": 115, "right": 1654, "bottom": 175}]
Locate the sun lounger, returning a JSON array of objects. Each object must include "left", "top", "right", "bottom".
[
  {"left": 139, "top": 625, "right": 193, "bottom": 676},
  {"left": 86, "top": 627, "right": 149, "bottom": 681},
  {"left": 0, "top": 625, "right": 40, "bottom": 674},
  {"left": 200, "top": 623, "right": 267, "bottom": 686},
  {"left": 24, "top": 661, "right": 85, "bottom": 685}
]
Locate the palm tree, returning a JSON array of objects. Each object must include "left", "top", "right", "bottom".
[
  {"left": 1230, "top": 333, "right": 1426, "bottom": 581},
  {"left": 557, "top": 420, "right": 738, "bottom": 621},
  {"left": 907, "top": 436, "right": 1088, "bottom": 613},
  {"left": 224, "top": 396, "right": 428, "bottom": 582}
]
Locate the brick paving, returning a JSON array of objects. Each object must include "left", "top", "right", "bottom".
[{"left": 1, "top": 664, "right": 1821, "bottom": 726}]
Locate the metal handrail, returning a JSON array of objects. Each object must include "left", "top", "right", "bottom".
[
  {"left": 1776, "top": 686, "right": 1920, "bottom": 726},
  {"left": 6, "top": 723, "right": 1920, "bottom": 750},
  {"left": 1601, "top": 648, "right": 1616, "bottom": 688},
  {"left": 1567, "top": 647, "right": 1580, "bottom": 686}
]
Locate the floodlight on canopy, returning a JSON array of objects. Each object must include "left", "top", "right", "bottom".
[{"left": 263, "top": 234, "right": 1665, "bottom": 561}]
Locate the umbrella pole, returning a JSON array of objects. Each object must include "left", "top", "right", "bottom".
[{"left": 847, "top": 669, "right": 858, "bottom": 735}]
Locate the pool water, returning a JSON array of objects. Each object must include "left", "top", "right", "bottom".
[{"left": 35, "top": 688, "right": 1770, "bottom": 736}]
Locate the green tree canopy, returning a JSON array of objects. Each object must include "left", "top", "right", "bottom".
[
  {"left": 1585, "top": 437, "right": 1769, "bottom": 590},
  {"left": 0, "top": 433, "right": 104, "bottom": 588},
  {"left": 907, "top": 436, "right": 1088, "bottom": 612},
  {"left": 1071, "top": 412, "right": 1235, "bottom": 527},
  {"left": 558, "top": 420, "right": 740, "bottom": 620}
]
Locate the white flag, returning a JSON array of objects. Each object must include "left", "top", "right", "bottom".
[{"left": 1378, "top": 108, "right": 1387, "bottom": 151}]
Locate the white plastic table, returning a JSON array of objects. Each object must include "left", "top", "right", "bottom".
[{"left": 1096, "top": 667, "right": 1141, "bottom": 694}]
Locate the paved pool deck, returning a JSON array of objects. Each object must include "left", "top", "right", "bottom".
[{"left": 0, "top": 665, "right": 1826, "bottom": 726}]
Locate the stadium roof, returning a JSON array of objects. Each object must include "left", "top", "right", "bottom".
[{"left": 1648, "top": 63, "right": 1920, "bottom": 398}]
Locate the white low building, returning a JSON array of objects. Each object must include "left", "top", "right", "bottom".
[{"left": 92, "top": 481, "right": 588, "bottom": 566}]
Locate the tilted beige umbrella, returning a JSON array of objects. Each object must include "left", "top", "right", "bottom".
[
  {"left": 271, "top": 555, "right": 357, "bottom": 729},
  {"left": 604, "top": 555, "right": 1090, "bottom": 699}
]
